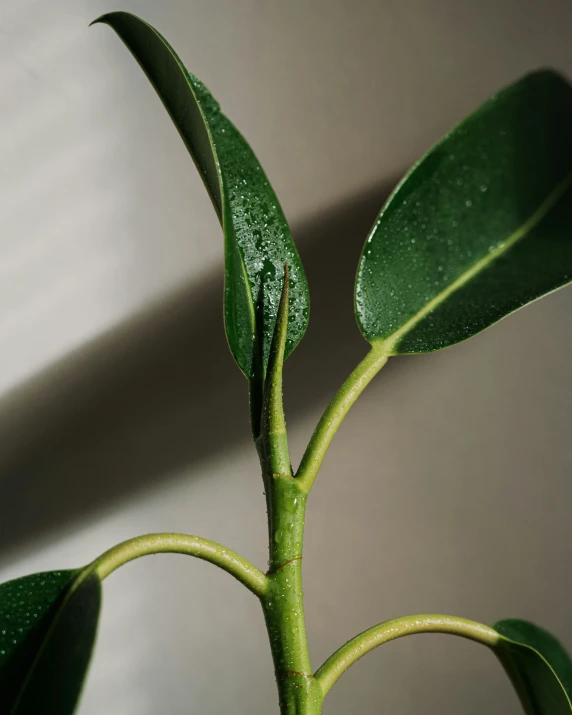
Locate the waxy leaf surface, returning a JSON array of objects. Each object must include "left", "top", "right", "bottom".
[
  {"left": 493, "top": 619, "right": 572, "bottom": 714},
  {"left": 93, "top": 11, "right": 309, "bottom": 378},
  {"left": 0, "top": 569, "right": 101, "bottom": 714},
  {"left": 356, "top": 70, "right": 572, "bottom": 354}
]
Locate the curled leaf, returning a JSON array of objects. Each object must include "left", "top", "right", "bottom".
[{"left": 93, "top": 11, "right": 310, "bottom": 379}]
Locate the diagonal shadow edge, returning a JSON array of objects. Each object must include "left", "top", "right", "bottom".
[{"left": 0, "top": 178, "right": 402, "bottom": 559}]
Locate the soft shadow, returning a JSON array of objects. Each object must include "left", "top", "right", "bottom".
[{"left": 0, "top": 178, "right": 399, "bottom": 556}]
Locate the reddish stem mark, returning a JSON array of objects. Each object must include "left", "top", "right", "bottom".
[
  {"left": 279, "top": 669, "right": 314, "bottom": 680},
  {"left": 267, "top": 556, "right": 302, "bottom": 575}
]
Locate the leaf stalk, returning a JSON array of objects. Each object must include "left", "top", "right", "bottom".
[
  {"left": 296, "top": 343, "right": 389, "bottom": 492},
  {"left": 88, "top": 533, "right": 268, "bottom": 598},
  {"left": 315, "top": 614, "right": 499, "bottom": 698}
]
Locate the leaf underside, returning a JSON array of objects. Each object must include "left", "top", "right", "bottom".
[
  {"left": 0, "top": 569, "right": 101, "bottom": 715},
  {"left": 494, "top": 619, "right": 572, "bottom": 714},
  {"left": 93, "top": 11, "right": 310, "bottom": 379},
  {"left": 356, "top": 70, "right": 572, "bottom": 354}
]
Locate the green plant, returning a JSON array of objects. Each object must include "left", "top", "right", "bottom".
[{"left": 1, "top": 9, "right": 572, "bottom": 713}]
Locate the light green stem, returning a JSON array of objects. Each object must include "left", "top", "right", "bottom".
[
  {"left": 256, "top": 266, "right": 322, "bottom": 713},
  {"left": 296, "top": 343, "right": 389, "bottom": 492},
  {"left": 258, "top": 262, "right": 292, "bottom": 480},
  {"left": 315, "top": 613, "right": 500, "bottom": 698},
  {"left": 261, "top": 477, "right": 323, "bottom": 714},
  {"left": 88, "top": 533, "right": 268, "bottom": 598}
]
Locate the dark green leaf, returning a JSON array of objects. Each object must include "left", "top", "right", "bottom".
[
  {"left": 0, "top": 569, "right": 101, "bottom": 715},
  {"left": 356, "top": 70, "right": 572, "bottom": 354},
  {"left": 92, "top": 11, "right": 310, "bottom": 379},
  {"left": 493, "top": 618, "right": 572, "bottom": 714}
]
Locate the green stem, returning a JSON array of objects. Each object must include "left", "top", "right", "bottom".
[
  {"left": 257, "top": 262, "right": 291, "bottom": 481},
  {"left": 87, "top": 533, "right": 268, "bottom": 598},
  {"left": 296, "top": 343, "right": 389, "bottom": 492},
  {"left": 261, "top": 477, "right": 323, "bottom": 714},
  {"left": 256, "top": 265, "right": 322, "bottom": 713},
  {"left": 315, "top": 613, "right": 500, "bottom": 698}
]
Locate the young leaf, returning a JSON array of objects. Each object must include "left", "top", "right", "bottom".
[
  {"left": 92, "top": 11, "right": 310, "bottom": 379},
  {"left": 356, "top": 70, "right": 572, "bottom": 354},
  {"left": 493, "top": 619, "right": 572, "bottom": 714},
  {"left": 0, "top": 569, "right": 101, "bottom": 714}
]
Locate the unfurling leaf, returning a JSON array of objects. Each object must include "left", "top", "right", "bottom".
[
  {"left": 0, "top": 569, "right": 101, "bottom": 714},
  {"left": 93, "top": 11, "right": 310, "bottom": 380},
  {"left": 356, "top": 70, "right": 572, "bottom": 354}
]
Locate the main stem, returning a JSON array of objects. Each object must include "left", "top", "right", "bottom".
[
  {"left": 261, "top": 475, "right": 322, "bottom": 714},
  {"left": 255, "top": 265, "right": 322, "bottom": 712}
]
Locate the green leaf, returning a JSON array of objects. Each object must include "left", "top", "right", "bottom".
[
  {"left": 0, "top": 569, "right": 101, "bottom": 714},
  {"left": 356, "top": 70, "right": 572, "bottom": 354},
  {"left": 493, "top": 618, "right": 572, "bottom": 714},
  {"left": 92, "top": 11, "right": 309, "bottom": 379}
]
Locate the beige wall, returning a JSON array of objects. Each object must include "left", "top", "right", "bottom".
[{"left": 1, "top": 1, "right": 572, "bottom": 713}]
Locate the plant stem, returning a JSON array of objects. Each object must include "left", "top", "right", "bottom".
[
  {"left": 296, "top": 343, "right": 389, "bottom": 492},
  {"left": 258, "top": 263, "right": 292, "bottom": 480},
  {"left": 256, "top": 267, "right": 322, "bottom": 713},
  {"left": 87, "top": 533, "right": 268, "bottom": 597},
  {"left": 315, "top": 613, "right": 500, "bottom": 698},
  {"left": 261, "top": 476, "right": 323, "bottom": 714}
]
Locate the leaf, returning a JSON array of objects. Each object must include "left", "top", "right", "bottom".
[
  {"left": 0, "top": 569, "right": 101, "bottom": 714},
  {"left": 92, "top": 11, "right": 310, "bottom": 379},
  {"left": 493, "top": 618, "right": 572, "bottom": 714},
  {"left": 355, "top": 70, "right": 572, "bottom": 354}
]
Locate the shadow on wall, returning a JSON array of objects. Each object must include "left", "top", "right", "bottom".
[{"left": 0, "top": 178, "right": 403, "bottom": 558}]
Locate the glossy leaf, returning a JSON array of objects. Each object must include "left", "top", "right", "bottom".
[
  {"left": 0, "top": 569, "right": 101, "bottom": 714},
  {"left": 356, "top": 70, "right": 572, "bottom": 354},
  {"left": 93, "top": 11, "right": 310, "bottom": 379},
  {"left": 494, "top": 619, "right": 572, "bottom": 714}
]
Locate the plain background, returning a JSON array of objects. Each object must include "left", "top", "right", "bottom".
[{"left": 1, "top": 1, "right": 572, "bottom": 713}]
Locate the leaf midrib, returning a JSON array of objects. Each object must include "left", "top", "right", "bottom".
[
  {"left": 375, "top": 172, "right": 572, "bottom": 354},
  {"left": 498, "top": 635, "right": 572, "bottom": 710}
]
